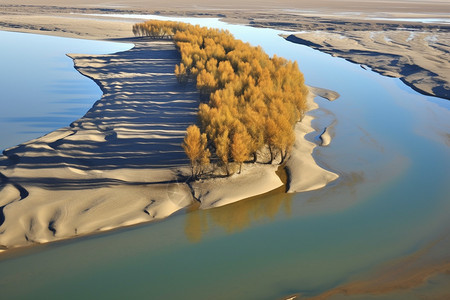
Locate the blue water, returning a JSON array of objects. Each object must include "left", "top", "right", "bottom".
[
  {"left": 0, "top": 31, "right": 131, "bottom": 151},
  {"left": 0, "top": 17, "right": 449, "bottom": 300},
  {"left": 370, "top": 17, "right": 450, "bottom": 24}
]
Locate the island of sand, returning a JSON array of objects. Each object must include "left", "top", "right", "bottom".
[{"left": 0, "top": 29, "right": 338, "bottom": 251}]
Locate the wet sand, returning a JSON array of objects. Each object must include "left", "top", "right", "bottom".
[
  {"left": 305, "top": 232, "right": 450, "bottom": 299},
  {"left": 284, "top": 29, "right": 450, "bottom": 100}
]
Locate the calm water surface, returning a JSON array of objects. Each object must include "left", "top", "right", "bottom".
[
  {"left": 0, "top": 17, "right": 449, "bottom": 300},
  {"left": 0, "top": 31, "right": 131, "bottom": 151}
]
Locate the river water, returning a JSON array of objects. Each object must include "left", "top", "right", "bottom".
[
  {"left": 0, "top": 31, "right": 132, "bottom": 151},
  {"left": 0, "top": 16, "right": 449, "bottom": 300}
]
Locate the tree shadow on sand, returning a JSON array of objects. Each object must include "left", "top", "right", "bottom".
[{"left": 1, "top": 41, "right": 199, "bottom": 173}]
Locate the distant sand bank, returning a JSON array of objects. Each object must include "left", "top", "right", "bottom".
[{"left": 285, "top": 31, "right": 450, "bottom": 100}]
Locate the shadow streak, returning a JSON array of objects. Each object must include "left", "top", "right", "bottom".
[{"left": 1, "top": 41, "right": 200, "bottom": 176}]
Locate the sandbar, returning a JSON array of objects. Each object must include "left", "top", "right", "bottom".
[{"left": 0, "top": 38, "right": 338, "bottom": 250}]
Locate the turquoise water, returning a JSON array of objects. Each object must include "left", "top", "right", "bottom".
[
  {"left": 0, "top": 31, "right": 132, "bottom": 151},
  {"left": 0, "top": 17, "right": 449, "bottom": 299}
]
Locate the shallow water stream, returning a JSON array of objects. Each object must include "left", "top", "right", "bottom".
[{"left": 0, "top": 16, "right": 449, "bottom": 299}]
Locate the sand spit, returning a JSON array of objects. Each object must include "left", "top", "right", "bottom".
[
  {"left": 286, "top": 90, "right": 339, "bottom": 193},
  {"left": 309, "top": 86, "right": 340, "bottom": 102},
  {"left": 0, "top": 39, "right": 338, "bottom": 251}
]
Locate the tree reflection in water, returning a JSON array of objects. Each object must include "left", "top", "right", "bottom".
[{"left": 185, "top": 167, "right": 293, "bottom": 242}]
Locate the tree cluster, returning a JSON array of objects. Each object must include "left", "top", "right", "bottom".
[
  {"left": 133, "top": 20, "right": 309, "bottom": 177},
  {"left": 132, "top": 20, "right": 189, "bottom": 39}
]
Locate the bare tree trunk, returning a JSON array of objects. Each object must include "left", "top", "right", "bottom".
[
  {"left": 280, "top": 149, "right": 286, "bottom": 164},
  {"left": 269, "top": 145, "right": 274, "bottom": 164},
  {"left": 225, "top": 163, "right": 230, "bottom": 176}
]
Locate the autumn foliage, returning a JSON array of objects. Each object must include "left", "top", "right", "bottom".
[
  {"left": 134, "top": 20, "right": 309, "bottom": 177},
  {"left": 182, "top": 125, "right": 210, "bottom": 178}
]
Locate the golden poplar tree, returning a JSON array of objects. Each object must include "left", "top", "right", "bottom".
[
  {"left": 196, "top": 69, "right": 218, "bottom": 97},
  {"left": 182, "top": 125, "right": 210, "bottom": 178},
  {"left": 174, "top": 63, "right": 187, "bottom": 83},
  {"left": 265, "top": 118, "right": 281, "bottom": 163},
  {"left": 214, "top": 129, "right": 231, "bottom": 176},
  {"left": 231, "top": 127, "right": 251, "bottom": 173}
]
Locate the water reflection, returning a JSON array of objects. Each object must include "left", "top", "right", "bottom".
[
  {"left": 185, "top": 188, "right": 293, "bottom": 242},
  {"left": 185, "top": 169, "right": 293, "bottom": 242}
]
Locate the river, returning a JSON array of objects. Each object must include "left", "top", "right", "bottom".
[
  {"left": 0, "top": 31, "right": 131, "bottom": 151},
  {"left": 0, "top": 16, "right": 449, "bottom": 299}
]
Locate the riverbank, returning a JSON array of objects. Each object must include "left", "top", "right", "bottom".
[{"left": 0, "top": 35, "right": 338, "bottom": 251}]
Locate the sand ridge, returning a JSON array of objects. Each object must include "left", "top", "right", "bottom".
[{"left": 1, "top": 0, "right": 449, "bottom": 14}]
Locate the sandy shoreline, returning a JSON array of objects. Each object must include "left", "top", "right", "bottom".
[{"left": 0, "top": 34, "right": 338, "bottom": 251}]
